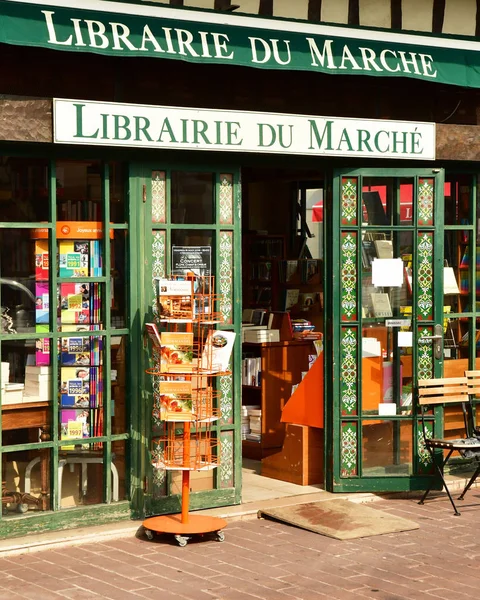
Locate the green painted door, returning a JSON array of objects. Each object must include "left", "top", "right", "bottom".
[
  {"left": 130, "top": 163, "right": 242, "bottom": 517},
  {"left": 327, "top": 168, "right": 445, "bottom": 493}
]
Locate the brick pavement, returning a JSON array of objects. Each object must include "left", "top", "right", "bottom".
[{"left": 1, "top": 491, "right": 480, "bottom": 600}]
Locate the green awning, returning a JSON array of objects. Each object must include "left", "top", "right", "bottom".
[{"left": 3, "top": 0, "right": 480, "bottom": 88}]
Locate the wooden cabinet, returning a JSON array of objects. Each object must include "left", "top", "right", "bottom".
[{"left": 242, "top": 340, "right": 314, "bottom": 460}]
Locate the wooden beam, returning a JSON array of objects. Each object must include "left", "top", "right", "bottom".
[
  {"left": 348, "top": 0, "right": 359, "bottom": 25},
  {"left": 259, "top": 0, "right": 273, "bottom": 15},
  {"left": 432, "top": 0, "right": 446, "bottom": 33},
  {"left": 391, "top": 0, "right": 402, "bottom": 29},
  {"left": 308, "top": 0, "right": 322, "bottom": 21}
]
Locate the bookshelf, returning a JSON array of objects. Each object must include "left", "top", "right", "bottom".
[
  {"left": 242, "top": 233, "right": 285, "bottom": 310},
  {"left": 271, "top": 258, "right": 323, "bottom": 333},
  {"left": 241, "top": 340, "right": 314, "bottom": 460}
]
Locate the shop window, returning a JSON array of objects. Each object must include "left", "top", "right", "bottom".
[
  {"left": 0, "top": 157, "right": 49, "bottom": 223},
  {"left": 171, "top": 171, "right": 214, "bottom": 224}
]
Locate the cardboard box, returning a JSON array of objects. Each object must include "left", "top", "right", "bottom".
[{"left": 170, "top": 470, "right": 214, "bottom": 494}]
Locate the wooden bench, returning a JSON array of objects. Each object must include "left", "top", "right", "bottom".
[{"left": 418, "top": 376, "right": 480, "bottom": 515}]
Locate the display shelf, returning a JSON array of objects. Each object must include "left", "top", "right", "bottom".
[
  {"left": 143, "top": 275, "right": 234, "bottom": 546},
  {"left": 241, "top": 340, "right": 315, "bottom": 460}
]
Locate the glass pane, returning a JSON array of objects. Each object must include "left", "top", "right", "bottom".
[
  {"left": 111, "top": 231, "right": 127, "bottom": 329},
  {"left": 444, "top": 174, "right": 473, "bottom": 226},
  {"left": 1, "top": 340, "right": 52, "bottom": 446},
  {"left": 109, "top": 161, "right": 127, "bottom": 223},
  {"left": 361, "top": 230, "right": 413, "bottom": 415},
  {"left": 111, "top": 335, "right": 127, "bottom": 434},
  {"left": 56, "top": 160, "right": 103, "bottom": 222},
  {"left": 1, "top": 228, "right": 44, "bottom": 335},
  {"left": 59, "top": 443, "right": 104, "bottom": 508},
  {"left": 2, "top": 448, "right": 51, "bottom": 516},
  {"left": 171, "top": 171, "right": 214, "bottom": 224},
  {"left": 362, "top": 420, "right": 413, "bottom": 476},
  {"left": 362, "top": 177, "right": 414, "bottom": 226},
  {"left": 0, "top": 157, "right": 49, "bottom": 223},
  {"left": 112, "top": 439, "right": 127, "bottom": 501}
]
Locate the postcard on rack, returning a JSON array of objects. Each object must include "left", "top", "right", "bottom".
[
  {"left": 157, "top": 278, "right": 193, "bottom": 320},
  {"left": 158, "top": 380, "right": 194, "bottom": 421},
  {"left": 145, "top": 322, "right": 162, "bottom": 348},
  {"left": 159, "top": 331, "right": 194, "bottom": 372},
  {"left": 201, "top": 330, "right": 236, "bottom": 373}
]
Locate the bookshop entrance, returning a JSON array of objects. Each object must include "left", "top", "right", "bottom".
[{"left": 329, "top": 167, "right": 447, "bottom": 493}]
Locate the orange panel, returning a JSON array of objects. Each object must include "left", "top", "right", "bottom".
[{"left": 281, "top": 352, "right": 323, "bottom": 428}]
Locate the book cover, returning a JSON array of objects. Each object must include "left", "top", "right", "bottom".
[
  {"left": 59, "top": 240, "right": 90, "bottom": 277},
  {"left": 361, "top": 240, "right": 377, "bottom": 269},
  {"left": 157, "top": 278, "right": 193, "bottom": 320},
  {"left": 158, "top": 380, "right": 193, "bottom": 421},
  {"left": 35, "top": 282, "right": 49, "bottom": 324},
  {"left": 59, "top": 282, "right": 101, "bottom": 325},
  {"left": 201, "top": 330, "right": 236, "bottom": 373},
  {"left": 374, "top": 239, "right": 393, "bottom": 259},
  {"left": 60, "top": 335, "right": 102, "bottom": 366},
  {"left": 159, "top": 331, "right": 194, "bottom": 373},
  {"left": 371, "top": 293, "right": 393, "bottom": 317},
  {"left": 283, "top": 289, "right": 300, "bottom": 311},
  {"left": 60, "top": 366, "right": 92, "bottom": 408},
  {"left": 35, "top": 239, "right": 49, "bottom": 280},
  {"left": 35, "top": 326, "right": 50, "bottom": 366},
  {"left": 60, "top": 408, "right": 91, "bottom": 443}
]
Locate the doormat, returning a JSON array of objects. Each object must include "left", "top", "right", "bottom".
[{"left": 258, "top": 499, "right": 419, "bottom": 540}]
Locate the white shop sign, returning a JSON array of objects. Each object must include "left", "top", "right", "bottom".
[{"left": 54, "top": 98, "right": 436, "bottom": 160}]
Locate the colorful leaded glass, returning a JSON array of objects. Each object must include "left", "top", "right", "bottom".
[
  {"left": 341, "top": 177, "right": 358, "bottom": 225},
  {"left": 341, "top": 422, "right": 357, "bottom": 476},
  {"left": 417, "top": 420, "right": 434, "bottom": 474},
  {"left": 417, "top": 327, "right": 434, "bottom": 380},
  {"left": 219, "top": 430, "right": 234, "bottom": 488},
  {"left": 219, "top": 231, "right": 233, "bottom": 324},
  {"left": 417, "top": 178, "right": 434, "bottom": 226},
  {"left": 341, "top": 327, "right": 358, "bottom": 415},
  {"left": 151, "top": 171, "right": 166, "bottom": 224},
  {"left": 219, "top": 174, "right": 234, "bottom": 225},
  {"left": 341, "top": 232, "right": 357, "bottom": 321},
  {"left": 417, "top": 233, "right": 433, "bottom": 320}
]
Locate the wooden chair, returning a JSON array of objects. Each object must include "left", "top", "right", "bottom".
[
  {"left": 457, "top": 370, "right": 480, "bottom": 503},
  {"left": 418, "top": 377, "right": 480, "bottom": 515}
]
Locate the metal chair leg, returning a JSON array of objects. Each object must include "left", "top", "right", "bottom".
[{"left": 458, "top": 461, "right": 480, "bottom": 501}]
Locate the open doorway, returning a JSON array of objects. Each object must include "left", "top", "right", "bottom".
[{"left": 240, "top": 166, "right": 327, "bottom": 503}]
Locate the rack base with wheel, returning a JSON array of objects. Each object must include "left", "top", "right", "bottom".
[{"left": 143, "top": 513, "right": 227, "bottom": 546}]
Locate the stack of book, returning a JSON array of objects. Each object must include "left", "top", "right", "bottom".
[
  {"left": 241, "top": 406, "right": 251, "bottom": 440},
  {"left": 291, "top": 319, "right": 322, "bottom": 340},
  {"left": 23, "top": 365, "right": 52, "bottom": 402},
  {"left": 246, "top": 408, "right": 261, "bottom": 441},
  {"left": 242, "top": 356, "right": 261, "bottom": 386},
  {"left": 2, "top": 382, "right": 24, "bottom": 405}
]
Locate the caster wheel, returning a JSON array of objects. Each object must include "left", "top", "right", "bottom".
[
  {"left": 16, "top": 503, "right": 29, "bottom": 514},
  {"left": 174, "top": 535, "right": 188, "bottom": 547},
  {"left": 215, "top": 530, "right": 225, "bottom": 542},
  {"left": 145, "top": 529, "right": 154, "bottom": 541}
]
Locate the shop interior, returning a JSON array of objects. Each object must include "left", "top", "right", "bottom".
[{"left": 239, "top": 167, "right": 326, "bottom": 501}]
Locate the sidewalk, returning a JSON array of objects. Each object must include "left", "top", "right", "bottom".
[
  {"left": 0, "top": 488, "right": 479, "bottom": 599},
  {"left": 0, "top": 464, "right": 478, "bottom": 557}
]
